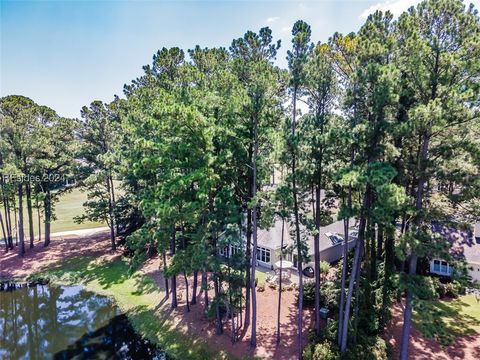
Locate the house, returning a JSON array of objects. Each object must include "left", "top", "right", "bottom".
[
  {"left": 219, "top": 217, "right": 357, "bottom": 270},
  {"left": 429, "top": 221, "right": 480, "bottom": 283}
]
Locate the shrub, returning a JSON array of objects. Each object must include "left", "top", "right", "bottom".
[
  {"left": 303, "top": 344, "right": 314, "bottom": 360},
  {"left": 320, "top": 281, "right": 340, "bottom": 314},
  {"left": 312, "top": 341, "right": 339, "bottom": 360},
  {"left": 416, "top": 276, "right": 439, "bottom": 300},
  {"left": 303, "top": 281, "right": 316, "bottom": 307},
  {"left": 432, "top": 277, "right": 447, "bottom": 298},
  {"left": 445, "top": 282, "right": 459, "bottom": 298},
  {"left": 302, "top": 280, "right": 339, "bottom": 312},
  {"left": 343, "top": 336, "right": 389, "bottom": 360},
  {"left": 320, "top": 261, "right": 331, "bottom": 276}
]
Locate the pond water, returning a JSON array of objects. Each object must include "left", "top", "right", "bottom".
[{"left": 0, "top": 284, "right": 166, "bottom": 360}]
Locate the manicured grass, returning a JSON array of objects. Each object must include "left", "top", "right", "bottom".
[
  {"left": 33, "top": 256, "right": 239, "bottom": 360},
  {"left": 50, "top": 187, "right": 104, "bottom": 232},
  {"left": 413, "top": 295, "right": 480, "bottom": 346},
  {"left": 1, "top": 187, "right": 104, "bottom": 236}
]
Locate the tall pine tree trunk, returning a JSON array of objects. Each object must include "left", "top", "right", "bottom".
[
  {"left": 184, "top": 271, "right": 190, "bottom": 312},
  {"left": 191, "top": 270, "right": 198, "bottom": 305},
  {"left": 214, "top": 274, "right": 223, "bottom": 335},
  {"left": 162, "top": 251, "right": 169, "bottom": 299},
  {"left": 109, "top": 175, "right": 119, "bottom": 235},
  {"left": 25, "top": 181, "right": 34, "bottom": 248},
  {"left": 314, "top": 185, "right": 321, "bottom": 336},
  {"left": 37, "top": 204, "right": 41, "bottom": 242},
  {"left": 380, "top": 223, "right": 395, "bottom": 329},
  {"left": 276, "top": 218, "right": 285, "bottom": 344},
  {"left": 291, "top": 86, "right": 304, "bottom": 360},
  {"left": 13, "top": 195, "right": 18, "bottom": 246},
  {"left": 244, "top": 142, "right": 253, "bottom": 329},
  {"left": 400, "top": 132, "right": 429, "bottom": 360},
  {"left": 44, "top": 187, "right": 52, "bottom": 247},
  {"left": 1, "top": 171, "right": 13, "bottom": 249},
  {"left": 106, "top": 177, "right": 116, "bottom": 251},
  {"left": 170, "top": 227, "right": 178, "bottom": 309},
  {"left": 17, "top": 183, "right": 25, "bottom": 257},
  {"left": 250, "top": 114, "right": 259, "bottom": 348},
  {"left": 340, "top": 188, "right": 369, "bottom": 352},
  {"left": 1, "top": 211, "right": 7, "bottom": 251},
  {"left": 338, "top": 185, "right": 351, "bottom": 346},
  {"left": 202, "top": 269, "right": 209, "bottom": 314}
]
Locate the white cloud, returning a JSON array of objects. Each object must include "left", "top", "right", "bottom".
[
  {"left": 266, "top": 16, "right": 280, "bottom": 23},
  {"left": 359, "top": 0, "right": 420, "bottom": 19}
]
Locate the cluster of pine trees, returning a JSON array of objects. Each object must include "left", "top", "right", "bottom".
[
  {"left": 1, "top": 0, "right": 479, "bottom": 358},
  {"left": 0, "top": 96, "right": 77, "bottom": 252},
  {"left": 0, "top": 96, "right": 121, "bottom": 255}
]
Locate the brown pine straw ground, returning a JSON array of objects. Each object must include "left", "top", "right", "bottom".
[
  {"left": 384, "top": 300, "right": 480, "bottom": 360},
  {"left": 2, "top": 230, "right": 479, "bottom": 359}
]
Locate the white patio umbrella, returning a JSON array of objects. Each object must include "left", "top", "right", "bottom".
[{"left": 274, "top": 260, "right": 294, "bottom": 269}]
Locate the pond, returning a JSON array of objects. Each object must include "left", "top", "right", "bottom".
[{"left": 0, "top": 284, "right": 166, "bottom": 359}]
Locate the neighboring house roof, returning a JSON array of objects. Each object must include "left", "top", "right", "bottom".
[
  {"left": 431, "top": 223, "right": 480, "bottom": 265},
  {"left": 256, "top": 218, "right": 354, "bottom": 253},
  {"left": 306, "top": 219, "right": 351, "bottom": 253},
  {"left": 257, "top": 219, "right": 289, "bottom": 250}
]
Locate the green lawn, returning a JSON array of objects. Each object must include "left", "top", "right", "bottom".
[
  {"left": 50, "top": 187, "right": 104, "bottom": 232},
  {"left": 32, "top": 256, "right": 242, "bottom": 360},
  {"left": 1, "top": 187, "right": 104, "bottom": 236},
  {"left": 413, "top": 295, "right": 480, "bottom": 346}
]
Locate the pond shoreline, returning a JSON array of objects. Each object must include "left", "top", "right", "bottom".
[
  {"left": 0, "top": 232, "right": 228, "bottom": 360},
  {"left": 1, "top": 281, "right": 165, "bottom": 359},
  {"left": 15, "top": 258, "right": 232, "bottom": 359}
]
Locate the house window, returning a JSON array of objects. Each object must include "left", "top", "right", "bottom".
[
  {"left": 231, "top": 245, "right": 242, "bottom": 256},
  {"left": 219, "top": 246, "right": 228, "bottom": 257},
  {"left": 256, "top": 246, "right": 271, "bottom": 264},
  {"left": 433, "top": 259, "right": 453, "bottom": 275}
]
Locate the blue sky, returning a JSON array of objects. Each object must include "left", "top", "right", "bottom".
[{"left": 1, "top": 0, "right": 433, "bottom": 118}]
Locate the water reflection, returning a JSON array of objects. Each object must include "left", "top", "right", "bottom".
[{"left": 0, "top": 285, "right": 164, "bottom": 359}]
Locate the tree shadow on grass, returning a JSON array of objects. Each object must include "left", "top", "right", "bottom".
[
  {"left": 127, "top": 304, "right": 216, "bottom": 360},
  {"left": 414, "top": 298, "right": 480, "bottom": 346},
  {"left": 131, "top": 274, "right": 160, "bottom": 296},
  {"left": 39, "top": 256, "right": 129, "bottom": 290}
]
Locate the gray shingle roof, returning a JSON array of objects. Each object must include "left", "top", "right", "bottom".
[
  {"left": 431, "top": 222, "right": 480, "bottom": 264},
  {"left": 256, "top": 218, "right": 352, "bottom": 253}
]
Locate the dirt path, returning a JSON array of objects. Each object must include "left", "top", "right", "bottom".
[{"left": 385, "top": 301, "right": 480, "bottom": 360}]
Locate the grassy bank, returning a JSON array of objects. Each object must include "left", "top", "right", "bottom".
[{"left": 31, "top": 255, "right": 240, "bottom": 360}]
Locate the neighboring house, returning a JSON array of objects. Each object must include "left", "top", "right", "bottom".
[
  {"left": 219, "top": 218, "right": 357, "bottom": 270},
  {"left": 429, "top": 221, "right": 480, "bottom": 283}
]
